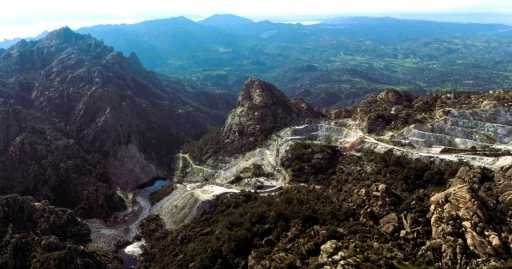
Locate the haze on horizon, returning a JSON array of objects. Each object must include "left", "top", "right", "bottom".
[{"left": 1, "top": 0, "right": 512, "bottom": 40}]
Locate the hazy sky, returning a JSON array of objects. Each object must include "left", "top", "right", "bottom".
[{"left": 1, "top": 0, "right": 512, "bottom": 40}]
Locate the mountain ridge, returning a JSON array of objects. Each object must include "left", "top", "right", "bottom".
[
  {"left": 70, "top": 15, "right": 512, "bottom": 109},
  {"left": 0, "top": 27, "right": 230, "bottom": 219},
  {"left": 199, "top": 14, "right": 255, "bottom": 25}
]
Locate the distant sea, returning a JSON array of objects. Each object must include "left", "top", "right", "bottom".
[
  {"left": 386, "top": 13, "right": 512, "bottom": 25},
  {"left": 281, "top": 21, "right": 322, "bottom": 25},
  {"left": 264, "top": 13, "right": 512, "bottom": 26}
]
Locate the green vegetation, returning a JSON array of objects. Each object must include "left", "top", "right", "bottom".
[
  {"left": 282, "top": 143, "right": 461, "bottom": 192},
  {"left": 281, "top": 143, "right": 341, "bottom": 184},
  {"left": 78, "top": 18, "right": 512, "bottom": 108},
  {"left": 182, "top": 128, "right": 267, "bottom": 164},
  {"left": 138, "top": 145, "right": 464, "bottom": 268},
  {"left": 182, "top": 129, "right": 225, "bottom": 164}
]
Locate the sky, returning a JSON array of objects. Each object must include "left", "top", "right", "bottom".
[{"left": 1, "top": 0, "right": 512, "bottom": 40}]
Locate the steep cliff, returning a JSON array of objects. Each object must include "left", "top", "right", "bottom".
[
  {"left": 0, "top": 28, "right": 229, "bottom": 218},
  {"left": 185, "top": 77, "right": 320, "bottom": 162},
  {"left": 222, "top": 78, "right": 318, "bottom": 144}
]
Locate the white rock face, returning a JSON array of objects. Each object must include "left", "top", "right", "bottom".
[
  {"left": 157, "top": 120, "right": 365, "bottom": 230},
  {"left": 154, "top": 183, "right": 239, "bottom": 229},
  {"left": 191, "top": 184, "right": 239, "bottom": 200},
  {"left": 397, "top": 108, "right": 512, "bottom": 150},
  {"left": 158, "top": 106, "right": 512, "bottom": 232},
  {"left": 124, "top": 240, "right": 145, "bottom": 256}
]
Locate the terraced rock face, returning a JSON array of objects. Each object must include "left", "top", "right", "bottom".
[
  {"left": 147, "top": 88, "right": 512, "bottom": 268},
  {"left": 397, "top": 107, "right": 512, "bottom": 149},
  {"left": 177, "top": 88, "right": 512, "bottom": 216}
]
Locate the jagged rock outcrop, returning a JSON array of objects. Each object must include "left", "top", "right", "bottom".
[
  {"left": 377, "top": 89, "right": 415, "bottom": 106},
  {"left": 421, "top": 166, "right": 507, "bottom": 268},
  {"left": 379, "top": 213, "right": 399, "bottom": 235},
  {"left": 347, "top": 89, "right": 417, "bottom": 134},
  {"left": 0, "top": 194, "right": 120, "bottom": 269},
  {"left": 184, "top": 78, "right": 320, "bottom": 163},
  {"left": 355, "top": 183, "right": 402, "bottom": 226},
  {"left": 496, "top": 164, "right": 512, "bottom": 207},
  {"left": 0, "top": 28, "right": 229, "bottom": 218},
  {"left": 222, "top": 78, "right": 319, "bottom": 151}
]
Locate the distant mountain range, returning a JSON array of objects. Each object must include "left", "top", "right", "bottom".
[
  {"left": 198, "top": 14, "right": 254, "bottom": 25},
  {"left": 67, "top": 14, "right": 512, "bottom": 107},
  {"left": 3, "top": 13, "right": 512, "bottom": 49},
  {"left": 2, "top": 13, "right": 512, "bottom": 109},
  {"left": 0, "top": 30, "right": 49, "bottom": 49}
]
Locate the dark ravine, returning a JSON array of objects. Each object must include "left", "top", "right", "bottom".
[
  {"left": 113, "top": 179, "right": 172, "bottom": 268},
  {"left": 87, "top": 178, "right": 171, "bottom": 251},
  {"left": 0, "top": 27, "right": 231, "bottom": 219}
]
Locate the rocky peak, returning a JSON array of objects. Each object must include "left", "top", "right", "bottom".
[
  {"left": 40, "top": 27, "right": 87, "bottom": 46},
  {"left": 0, "top": 27, "right": 229, "bottom": 219},
  {"left": 377, "top": 89, "right": 415, "bottom": 106},
  {"left": 236, "top": 78, "right": 289, "bottom": 107},
  {"left": 127, "top": 52, "right": 144, "bottom": 71},
  {"left": 222, "top": 78, "right": 315, "bottom": 149},
  {"left": 0, "top": 27, "right": 110, "bottom": 75},
  {"left": 290, "top": 97, "right": 321, "bottom": 118}
]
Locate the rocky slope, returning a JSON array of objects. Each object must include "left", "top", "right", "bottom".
[
  {"left": 184, "top": 78, "right": 320, "bottom": 162},
  {"left": 181, "top": 88, "right": 512, "bottom": 189},
  {"left": 138, "top": 85, "right": 512, "bottom": 268},
  {"left": 0, "top": 194, "right": 120, "bottom": 269},
  {"left": 222, "top": 78, "right": 319, "bottom": 145},
  {"left": 0, "top": 28, "right": 230, "bottom": 218}
]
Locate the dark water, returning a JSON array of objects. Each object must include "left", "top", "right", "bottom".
[
  {"left": 116, "top": 179, "right": 170, "bottom": 268},
  {"left": 136, "top": 177, "right": 171, "bottom": 190},
  {"left": 152, "top": 179, "right": 169, "bottom": 189},
  {"left": 118, "top": 248, "right": 138, "bottom": 269}
]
